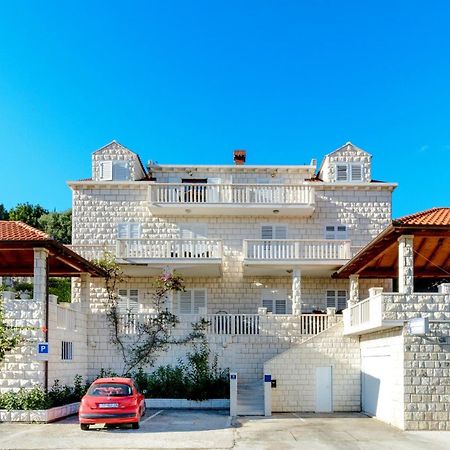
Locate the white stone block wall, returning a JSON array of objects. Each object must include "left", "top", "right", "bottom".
[
  {"left": 360, "top": 328, "right": 405, "bottom": 429},
  {"left": 264, "top": 322, "right": 361, "bottom": 412},
  {"left": 0, "top": 299, "right": 45, "bottom": 392}
]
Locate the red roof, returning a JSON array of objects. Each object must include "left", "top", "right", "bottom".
[
  {"left": 394, "top": 207, "right": 450, "bottom": 226},
  {"left": 0, "top": 221, "right": 50, "bottom": 241}
]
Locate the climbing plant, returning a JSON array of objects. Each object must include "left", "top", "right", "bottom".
[
  {"left": 0, "top": 289, "right": 23, "bottom": 363},
  {"left": 93, "top": 254, "right": 208, "bottom": 375}
]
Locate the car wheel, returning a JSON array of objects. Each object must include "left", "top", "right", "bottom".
[
  {"left": 80, "top": 423, "right": 89, "bottom": 431},
  {"left": 132, "top": 422, "right": 140, "bottom": 430},
  {"left": 142, "top": 404, "right": 146, "bottom": 417}
]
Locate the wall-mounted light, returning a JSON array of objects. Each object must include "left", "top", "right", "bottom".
[{"left": 273, "top": 209, "right": 280, "bottom": 214}]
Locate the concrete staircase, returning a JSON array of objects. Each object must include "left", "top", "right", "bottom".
[{"left": 237, "top": 380, "right": 265, "bottom": 415}]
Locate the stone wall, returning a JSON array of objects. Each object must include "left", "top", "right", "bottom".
[
  {"left": 264, "top": 321, "right": 361, "bottom": 412},
  {"left": 0, "top": 295, "right": 88, "bottom": 392}
]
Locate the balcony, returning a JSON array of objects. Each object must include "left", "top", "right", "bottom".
[
  {"left": 243, "top": 239, "right": 351, "bottom": 276},
  {"left": 148, "top": 183, "right": 315, "bottom": 216},
  {"left": 118, "top": 312, "right": 335, "bottom": 337},
  {"left": 69, "top": 240, "right": 223, "bottom": 277}
]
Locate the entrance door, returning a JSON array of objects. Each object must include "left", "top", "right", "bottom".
[{"left": 315, "top": 366, "right": 333, "bottom": 412}]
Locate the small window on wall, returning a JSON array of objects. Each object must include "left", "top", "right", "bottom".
[
  {"left": 61, "top": 341, "right": 73, "bottom": 361},
  {"left": 117, "top": 223, "right": 141, "bottom": 239},
  {"left": 335, "top": 163, "right": 363, "bottom": 182},
  {"left": 118, "top": 289, "right": 139, "bottom": 314},
  {"left": 326, "top": 290, "right": 347, "bottom": 311},
  {"left": 179, "top": 289, "right": 206, "bottom": 314},
  {"left": 99, "top": 161, "right": 130, "bottom": 181},
  {"left": 325, "top": 225, "right": 347, "bottom": 240}
]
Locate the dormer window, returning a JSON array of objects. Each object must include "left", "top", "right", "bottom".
[
  {"left": 99, "top": 160, "right": 130, "bottom": 181},
  {"left": 335, "top": 163, "right": 363, "bottom": 182}
]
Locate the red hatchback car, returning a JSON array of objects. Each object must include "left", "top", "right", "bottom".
[{"left": 79, "top": 377, "right": 145, "bottom": 430}]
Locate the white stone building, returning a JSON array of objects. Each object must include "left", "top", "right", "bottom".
[{"left": 65, "top": 141, "right": 394, "bottom": 397}]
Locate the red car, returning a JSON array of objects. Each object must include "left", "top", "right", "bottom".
[{"left": 79, "top": 377, "right": 145, "bottom": 430}]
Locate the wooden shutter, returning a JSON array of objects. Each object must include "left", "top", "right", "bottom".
[
  {"left": 326, "top": 290, "right": 336, "bottom": 308},
  {"left": 117, "top": 223, "right": 128, "bottom": 239},
  {"left": 261, "top": 225, "right": 287, "bottom": 239},
  {"left": 99, "top": 161, "right": 113, "bottom": 181},
  {"left": 262, "top": 299, "right": 273, "bottom": 312},
  {"left": 179, "top": 291, "right": 192, "bottom": 314},
  {"left": 129, "top": 223, "right": 141, "bottom": 239},
  {"left": 336, "top": 225, "right": 347, "bottom": 239},
  {"left": 325, "top": 225, "right": 336, "bottom": 240},
  {"left": 275, "top": 299, "right": 287, "bottom": 314},
  {"left": 118, "top": 289, "right": 128, "bottom": 313},
  {"left": 128, "top": 289, "right": 139, "bottom": 313},
  {"left": 193, "top": 289, "right": 206, "bottom": 313},
  {"left": 336, "top": 165, "right": 348, "bottom": 181},
  {"left": 337, "top": 291, "right": 347, "bottom": 311},
  {"left": 350, "top": 164, "right": 362, "bottom": 182},
  {"left": 180, "top": 223, "right": 208, "bottom": 239}
]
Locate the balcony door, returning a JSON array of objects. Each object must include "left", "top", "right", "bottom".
[
  {"left": 260, "top": 225, "right": 287, "bottom": 259},
  {"left": 262, "top": 288, "right": 287, "bottom": 314},
  {"left": 207, "top": 178, "right": 222, "bottom": 203},
  {"left": 179, "top": 223, "right": 208, "bottom": 258},
  {"left": 182, "top": 178, "right": 207, "bottom": 203}
]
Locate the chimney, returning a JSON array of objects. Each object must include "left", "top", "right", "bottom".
[{"left": 233, "top": 150, "right": 246, "bottom": 165}]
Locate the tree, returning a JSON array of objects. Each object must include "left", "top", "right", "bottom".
[
  {"left": 0, "top": 204, "right": 8, "bottom": 220},
  {"left": 8, "top": 203, "right": 48, "bottom": 229},
  {"left": 38, "top": 210, "right": 72, "bottom": 244}
]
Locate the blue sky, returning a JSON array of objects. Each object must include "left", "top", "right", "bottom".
[{"left": 0, "top": 0, "right": 449, "bottom": 217}]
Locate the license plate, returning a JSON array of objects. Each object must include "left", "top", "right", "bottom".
[{"left": 99, "top": 403, "right": 119, "bottom": 408}]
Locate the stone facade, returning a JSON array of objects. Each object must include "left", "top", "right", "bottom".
[{"left": 264, "top": 321, "right": 361, "bottom": 412}]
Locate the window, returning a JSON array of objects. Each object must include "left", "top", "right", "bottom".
[
  {"left": 326, "top": 290, "right": 347, "bottom": 311},
  {"left": 178, "top": 289, "right": 206, "bottom": 314},
  {"left": 324, "top": 225, "right": 347, "bottom": 240},
  {"left": 99, "top": 160, "right": 130, "bottom": 181},
  {"left": 118, "top": 289, "right": 139, "bottom": 314},
  {"left": 117, "top": 222, "right": 141, "bottom": 239},
  {"left": 261, "top": 225, "right": 287, "bottom": 240},
  {"left": 334, "top": 163, "right": 363, "bottom": 182},
  {"left": 262, "top": 289, "right": 287, "bottom": 314},
  {"left": 61, "top": 341, "right": 73, "bottom": 361}
]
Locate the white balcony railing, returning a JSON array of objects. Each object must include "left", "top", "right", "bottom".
[
  {"left": 343, "top": 293, "right": 384, "bottom": 335},
  {"left": 66, "top": 244, "right": 115, "bottom": 261},
  {"left": 244, "top": 239, "right": 351, "bottom": 261},
  {"left": 118, "top": 313, "right": 332, "bottom": 336},
  {"left": 116, "top": 239, "right": 223, "bottom": 260},
  {"left": 148, "top": 183, "right": 314, "bottom": 205}
]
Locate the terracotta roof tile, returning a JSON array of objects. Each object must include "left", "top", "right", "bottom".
[
  {"left": 0, "top": 221, "right": 50, "bottom": 241},
  {"left": 393, "top": 207, "right": 450, "bottom": 226}
]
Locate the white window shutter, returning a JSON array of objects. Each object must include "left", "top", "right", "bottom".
[
  {"left": 193, "top": 289, "right": 206, "bottom": 313},
  {"left": 336, "top": 165, "right": 348, "bottom": 182},
  {"left": 261, "top": 226, "right": 273, "bottom": 239},
  {"left": 129, "top": 223, "right": 141, "bottom": 239},
  {"left": 337, "top": 291, "right": 347, "bottom": 310},
  {"left": 350, "top": 164, "right": 362, "bottom": 181},
  {"left": 180, "top": 224, "right": 208, "bottom": 239},
  {"left": 336, "top": 225, "right": 347, "bottom": 239},
  {"left": 117, "top": 289, "right": 128, "bottom": 313},
  {"left": 262, "top": 299, "right": 273, "bottom": 312},
  {"left": 274, "top": 226, "right": 287, "bottom": 239},
  {"left": 179, "top": 291, "right": 192, "bottom": 314},
  {"left": 99, "top": 161, "right": 113, "bottom": 181},
  {"left": 325, "top": 225, "right": 336, "bottom": 240},
  {"left": 117, "top": 223, "right": 128, "bottom": 239},
  {"left": 326, "top": 290, "right": 336, "bottom": 308},
  {"left": 275, "top": 299, "right": 286, "bottom": 314}
]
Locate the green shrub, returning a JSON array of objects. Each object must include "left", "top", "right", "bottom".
[{"left": 0, "top": 375, "right": 87, "bottom": 411}]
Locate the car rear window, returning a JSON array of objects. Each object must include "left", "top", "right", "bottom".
[{"left": 87, "top": 383, "right": 133, "bottom": 397}]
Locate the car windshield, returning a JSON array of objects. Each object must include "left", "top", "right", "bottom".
[{"left": 87, "top": 383, "right": 132, "bottom": 397}]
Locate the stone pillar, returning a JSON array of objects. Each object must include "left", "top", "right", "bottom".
[
  {"left": 79, "top": 273, "right": 91, "bottom": 313},
  {"left": 348, "top": 274, "right": 359, "bottom": 307},
  {"left": 33, "top": 248, "right": 49, "bottom": 304},
  {"left": 398, "top": 235, "right": 414, "bottom": 294},
  {"left": 291, "top": 268, "right": 302, "bottom": 315}
]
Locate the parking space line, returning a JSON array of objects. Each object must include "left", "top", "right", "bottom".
[
  {"left": 142, "top": 409, "right": 164, "bottom": 423},
  {"left": 291, "top": 413, "right": 306, "bottom": 421}
]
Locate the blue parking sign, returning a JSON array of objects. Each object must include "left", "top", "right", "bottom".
[{"left": 37, "top": 342, "right": 49, "bottom": 360}]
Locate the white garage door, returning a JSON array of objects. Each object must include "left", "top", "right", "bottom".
[{"left": 361, "top": 353, "right": 393, "bottom": 424}]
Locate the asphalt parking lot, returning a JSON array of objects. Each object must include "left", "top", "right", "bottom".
[{"left": 0, "top": 410, "right": 449, "bottom": 450}]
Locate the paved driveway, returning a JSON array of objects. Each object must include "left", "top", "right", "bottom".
[{"left": 0, "top": 410, "right": 449, "bottom": 449}]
